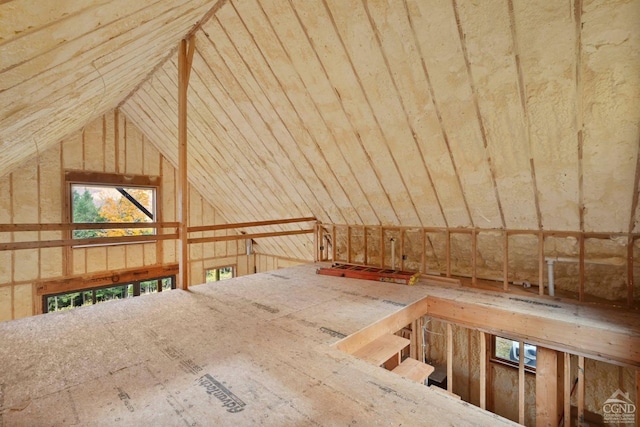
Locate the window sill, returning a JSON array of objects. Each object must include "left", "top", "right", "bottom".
[
  {"left": 490, "top": 357, "right": 536, "bottom": 375},
  {"left": 72, "top": 240, "right": 158, "bottom": 249}
]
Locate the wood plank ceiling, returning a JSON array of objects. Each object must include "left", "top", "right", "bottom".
[{"left": 2, "top": 0, "right": 640, "bottom": 261}]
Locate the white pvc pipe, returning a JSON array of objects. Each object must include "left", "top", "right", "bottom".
[{"left": 546, "top": 259, "right": 555, "bottom": 297}]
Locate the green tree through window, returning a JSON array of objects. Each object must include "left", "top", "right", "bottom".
[{"left": 72, "top": 189, "right": 105, "bottom": 238}]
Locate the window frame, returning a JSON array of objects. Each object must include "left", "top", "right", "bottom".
[
  {"left": 43, "top": 275, "right": 176, "bottom": 313},
  {"left": 491, "top": 335, "right": 537, "bottom": 374},
  {"left": 65, "top": 171, "right": 160, "bottom": 247},
  {"left": 205, "top": 265, "right": 236, "bottom": 283}
]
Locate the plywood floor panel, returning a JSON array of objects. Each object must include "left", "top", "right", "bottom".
[{"left": 0, "top": 264, "right": 524, "bottom": 426}]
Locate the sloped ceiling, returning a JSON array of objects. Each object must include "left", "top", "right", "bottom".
[
  {"left": 0, "top": 0, "right": 217, "bottom": 176},
  {"left": 2, "top": 0, "right": 640, "bottom": 261}
]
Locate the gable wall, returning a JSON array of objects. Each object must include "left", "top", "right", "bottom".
[{"left": 0, "top": 110, "right": 249, "bottom": 321}]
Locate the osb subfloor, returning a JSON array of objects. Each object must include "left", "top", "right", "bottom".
[{"left": 0, "top": 263, "right": 515, "bottom": 426}]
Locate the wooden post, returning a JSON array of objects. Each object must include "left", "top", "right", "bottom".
[
  {"left": 479, "top": 331, "right": 486, "bottom": 410},
  {"left": 177, "top": 36, "right": 194, "bottom": 290},
  {"left": 379, "top": 226, "right": 384, "bottom": 268},
  {"left": 421, "top": 229, "right": 426, "bottom": 274},
  {"left": 579, "top": 235, "right": 585, "bottom": 301},
  {"left": 539, "top": 231, "right": 545, "bottom": 295},
  {"left": 410, "top": 319, "right": 418, "bottom": 360},
  {"left": 503, "top": 231, "right": 509, "bottom": 290},
  {"left": 447, "top": 323, "right": 453, "bottom": 393},
  {"left": 363, "top": 226, "right": 368, "bottom": 265},
  {"left": 347, "top": 226, "right": 351, "bottom": 264},
  {"left": 331, "top": 225, "right": 336, "bottom": 261},
  {"left": 628, "top": 236, "right": 634, "bottom": 307},
  {"left": 558, "top": 361, "right": 568, "bottom": 424},
  {"left": 536, "top": 347, "right": 558, "bottom": 426},
  {"left": 564, "top": 352, "right": 571, "bottom": 427},
  {"left": 325, "top": 228, "right": 331, "bottom": 261},
  {"left": 518, "top": 340, "right": 525, "bottom": 425},
  {"left": 578, "top": 356, "right": 585, "bottom": 427},
  {"left": 636, "top": 369, "right": 640, "bottom": 427},
  {"left": 324, "top": 232, "right": 329, "bottom": 261},
  {"left": 400, "top": 229, "right": 405, "bottom": 271},
  {"left": 472, "top": 229, "right": 477, "bottom": 285},
  {"left": 416, "top": 316, "right": 424, "bottom": 363},
  {"left": 446, "top": 230, "right": 451, "bottom": 278},
  {"left": 313, "top": 222, "right": 320, "bottom": 262},
  {"left": 318, "top": 223, "right": 323, "bottom": 262}
]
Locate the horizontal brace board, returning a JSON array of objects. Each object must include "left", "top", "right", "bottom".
[
  {"left": 188, "top": 216, "right": 316, "bottom": 232},
  {"left": 0, "top": 222, "right": 179, "bottom": 232},
  {"left": 0, "top": 233, "right": 178, "bottom": 251},
  {"left": 188, "top": 228, "right": 314, "bottom": 244},
  {"left": 36, "top": 263, "right": 179, "bottom": 296}
]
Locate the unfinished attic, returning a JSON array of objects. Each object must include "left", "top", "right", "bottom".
[{"left": 0, "top": 0, "right": 639, "bottom": 425}]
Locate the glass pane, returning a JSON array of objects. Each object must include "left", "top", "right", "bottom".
[
  {"left": 495, "top": 337, "right": 512, "bottom": 360},
  {"left": 496, "top": 337, "right": 537, "bottom": 368},
  {"left": 161, "top": 278, "right": 173, "bottom": 291},
  {"left": 206, "top": 267, "right": 234, "bottom": 283},
  {"left": 140, "top": 280, "right": 159, "bottom": 295},
  {"left": 95, "top": 285, "right": 128, "bottom": 302},
  {"left": 47, "top": 291, "right": 92, "bottom": 312},
  {"left": 45, "top": 276, "right": 176, "bottom": 314},
  {"left": 71, "top": 184, "right": 155, "bottom": 238},
  {"left": 219, "top": 267, "right": 233, "bottom": 280},
  {"left": 80, "top": 291, "right": 93, "bottom": 307}
]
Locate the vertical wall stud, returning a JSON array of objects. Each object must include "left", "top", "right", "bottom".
[
  {"left": 536, "top": 347, "right": 558, "bottom": 426},
  {"left": 564, "top": 352, "right": 571, "bottom": 427},
  {"left": 347, "top": 226, "right": 351, "bottom": 264},
  {"left": 579, "top": 234, "right": 585, "bottom": 301},
  {"left": 628, "top": 236, "right": 634, "bottom": 307},
  {"left": 421, "top": 229, "right": 426, "bottom": 273},
  {"left": 447, "top": 323, "right": 453, "bottom": 393},
  {"left": 363, "top": 225, "right": 368, "bottom": 265},
  {"left": 400, "top": 229, "right": 405, "bottom": 271},
  {"left": 313, "top": 222, "right": 319, "bottom": 262},
  {"left": 331, "top": 225, "right": 336, "bottom": 261},
  {"left": 410, "top": 319, "right": 418, "bottom": 360},
  {"left": 379, "top": 226, "right": 384, "bottom": 268},
  {"left": 479, "top": 331, "right": 486, "bottom": 409},
  {"left": 446, "top": 230, "right": 451, "bottom": 278},
  {"left": 578, "top": 356, "right": 585, "bottom": 426},
  {"left": 518, "top": 340, "right": 525, "bottom": 424},
  {"left": 635, "top": 369, "right": 639, "bottom": 427},
  {"left": 472, "top": 228, "right": 477, "bottom": 285},
  {"left": 539, "top": 231, "right": 545, "bottom": 295},
  {"left": 503, "top": 231, "right": 509, "bottom": 291}
]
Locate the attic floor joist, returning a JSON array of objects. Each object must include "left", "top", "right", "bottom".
[{"left": 1, "top": 264, "right": 638, "bottom": 425}]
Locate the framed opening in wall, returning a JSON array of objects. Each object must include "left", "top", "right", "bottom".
[
  {"left": 493, "top": 336, "right": 537, "bottom": 372},
  {"left": 66, "top": 171, "right": 159, "bottom": 244},
  {"left": 206, "top": 266, "right": 234, "bottom": 283},
  {"left": 43, "top": 276, "right": 175, "bottom": 313}
]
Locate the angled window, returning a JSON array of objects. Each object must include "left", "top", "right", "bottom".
[{"left": 66, "top": 171, "right": 158, "bottom": 243}]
